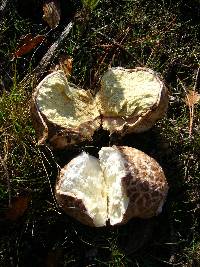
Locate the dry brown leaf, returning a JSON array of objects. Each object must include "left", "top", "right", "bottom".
[
  {"left": 5, "top": 195, "right": 31, "bottom": 221},
  {"left": 185, "top": 90, "right": 200, "bottom": 107},
  {"left": 12, "top": 35, "right": 45, "bottom": 59},
  {"left": 43, "top": 0, "right": 61, "bottom": 29},
  {"left": 18, "top": 33, "right": 33, "bottom": 45},
  {"left": 51, "top": 54, "right": 73, "bottom": 76},
  {"left": 58, "top": 54, "right": 73, "bottom": 76}
]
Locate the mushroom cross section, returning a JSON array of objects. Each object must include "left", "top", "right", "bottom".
[{"left": 55, "top": 146, "right": 169, "bottom": 227}]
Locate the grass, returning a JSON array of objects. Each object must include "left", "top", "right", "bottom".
[{"left": 0, "top": 0, "right": 200, "bottom": 266}]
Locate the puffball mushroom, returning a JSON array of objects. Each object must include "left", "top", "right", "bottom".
[
  {"left": 31, "top": 71, "right": 101, "bottom": 149},
  {"left": 31, "top": 67, "right": 168, "bottom": 148},
  {"left": 97, "top": 67, "right": 168, "bottom": 135},
  {"left": 55, "top": 146, "right": 168, "bottom": 227}
]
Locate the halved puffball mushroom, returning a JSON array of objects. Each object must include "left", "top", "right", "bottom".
[
  {"left": 96, "top": 67, "right": 168, "bottom": 135},
  {"left": 31, "top": 67, "right": 168, "bottom": 148},
  {"left": 55, "top": 146, "right": 168, "bottom": 227},
  {"left": 31, "top": 71, "right": 101, "bottom": 149}
]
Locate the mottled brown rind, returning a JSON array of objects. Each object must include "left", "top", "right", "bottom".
[
  {"left": 55, "top": 190, "right": 95, "bottom": 227},
  {"left": 30, "top": 96, "right": 48, "bottom": 145},
  {"left": 55, "top": 165, "right": 95, "bottom": 227},
  {"left": 31, "top": 81, "right": 101, "bottom": 149},
  {"left": 99, "top": 67, "right": 169, "bottom": 135},
  {"left": 115, "top": 146, "right": 168, "bottom": 224}
]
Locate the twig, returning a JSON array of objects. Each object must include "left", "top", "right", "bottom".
[
  {"left": 20, "top": 21, "right": 73, "bottom": 88},
  {"left": 194, "top": 66, "right": 200, "bottom": 91},
  {"left": 0, "top": 153, "right": 11, "bottom": 207},
  {"left": 109, "top": 27, "right": 130, "bottom": 66},
  {"left": 190, "top": 102, "right": 194, "bottom": 137},
  {"left": 92, "top": 27, "right": 140, "bottom": 88},
  {"left": 35, "top": 21, "right": 73, "bottom": 74},
  {"left": 0, "top": 0, "right": 8, "bottom": 13},
  {"left": 178, "top": 78, "right": 193, "bottom": 137},
  {"left": 92, "top": 28, "right": 142, "bottom": 65},
  {"left": 189, "top": 66, "right": 200, "bottom": 137},
  {"left": 39, "top": 147, "right": 61, "bottom": 211},
  {"left": 0, "top": 0, "right": 9, "bottom": 25}
]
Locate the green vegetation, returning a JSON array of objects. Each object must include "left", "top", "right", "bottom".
[
  {"left": 81, "top": 0, "right": 101, "bottom": 11},
  {"left": 0, "top": 0, "right": 200, "bottom": 266}
]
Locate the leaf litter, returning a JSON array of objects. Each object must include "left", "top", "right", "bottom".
[
  {"left": 5, "top": 194, "right": 31, "bottom": 221},
  {"left": 12, "top": 34, "right": 45, "bottom": 59},
  {"left": 183, "top": 67, "right": 200, "bottom": 137},
  {"left": 43, "top": 0, "right": 61, "bottom": 29}
]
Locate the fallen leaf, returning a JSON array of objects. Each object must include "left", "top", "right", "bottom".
[
  {"left": 18, "top": 33, "right": 33, "bottom": 45},
  {"left": 43, "top": 0, "right": 60, "bottom": 29},
  {"left": 59, "top": 54, "right": 73, "bottom": 76},
  {"left": 185, "top": 90, "right": 200, "bottom": 107},
  {"left": 5, "top": 195, "right": 31, "bottom": 221},
  {"left": 12, "top": 35, "right": 45, "bottom": 59},
  {"left": 51, "top": 54, "right": 73, "bottom": 76}
]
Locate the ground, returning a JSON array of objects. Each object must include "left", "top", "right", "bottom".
[{"left": 0, "top": 0, "right": 200, "bottom": 266}]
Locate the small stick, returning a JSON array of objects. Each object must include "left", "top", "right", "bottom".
[
  {"left": 34, "top": 21, "right": 73, "bottom": 75},
  {"left": 0, "top": 0, "right": 9, "bottom": 26},
  {"left": 92, "top": 28, "right": 142, "bottom": 65},
  {"left": 178, "top": 78, "right": 193, "bottom": 137},
  {"left": 39, "top": 150, "right": 60, "bottom": 211},
  {"left": 189, "top": 67, "right": 200, "bottom": 137},
  {"left": 109, "top": 27, "right": 130, "bottom": 66},
  {"left": 20, "top": 21, "right": 73, "bottom": 88},
  {"left": 0, "top": 0, "right": 9, "bottom": 13},
  {"left": 189, "top": 99, "right": 194, "bottom": 137},
  {"left": 194, "top": 66, "right": 200, "bottom": 91}
]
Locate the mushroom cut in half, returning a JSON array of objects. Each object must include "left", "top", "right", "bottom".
[
  {"left": 55, "top": 146, "right": 168, "bottom": 227},
  {"left": 31, "top": 71, "right": 100, "bottom": 149},
  {"left": 97, "top": 67, "right": 168, "bottom": 135}
]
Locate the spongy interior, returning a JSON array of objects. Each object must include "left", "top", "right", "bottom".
[
  {"left": 100, "top": 68, "right": 161, "bottom": 117},
  {"left": 99, "top": 147, "right": 129, "bottom": 225},
  {"left": 36, "top": 71, "right": 99, "bottom": 129},
  {"left": 58, "top": 148, "right": 129, "bottom": 226},
  {"left": 36, "top": 69, "right": 161, "bottom": 134},
  {"left": 59, "top": 152, "right": 108, "bottom": 227}
]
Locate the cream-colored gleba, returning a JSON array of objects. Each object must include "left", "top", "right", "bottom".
[
  {"left": 31, "top": 67, "right": 168, "bottom": 148},
  {"left": 97, "top": 67, "right": 168, "bottom": 134},
  {"left": 31, "top": 71, "right": 101, "bottom": 149}
]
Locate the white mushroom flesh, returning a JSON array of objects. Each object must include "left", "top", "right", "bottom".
[
  {"left": 99, "top": 147, "right": 129, "bottom": 225},
  {"left": 58, "top": 152, "right": 107, "bottom": 227}
]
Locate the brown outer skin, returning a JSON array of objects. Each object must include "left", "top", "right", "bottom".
[
  {"left": 30, "top": 82, "right": 101, "bottom": 149},
  {"left": 55, "top": 191, "right": 95, "bottom": 227},
  {"left": 55, "top": 146, "right": 168, "bottom": 227},
  {"left": 115, "top": 146, "right": 169, "bottom": 225},
  {"left": 55, "top": 162, "right": 95, "bottom": 227},
  {"left": 99, "top": 67, "right": 169, "bottom": 135}
]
